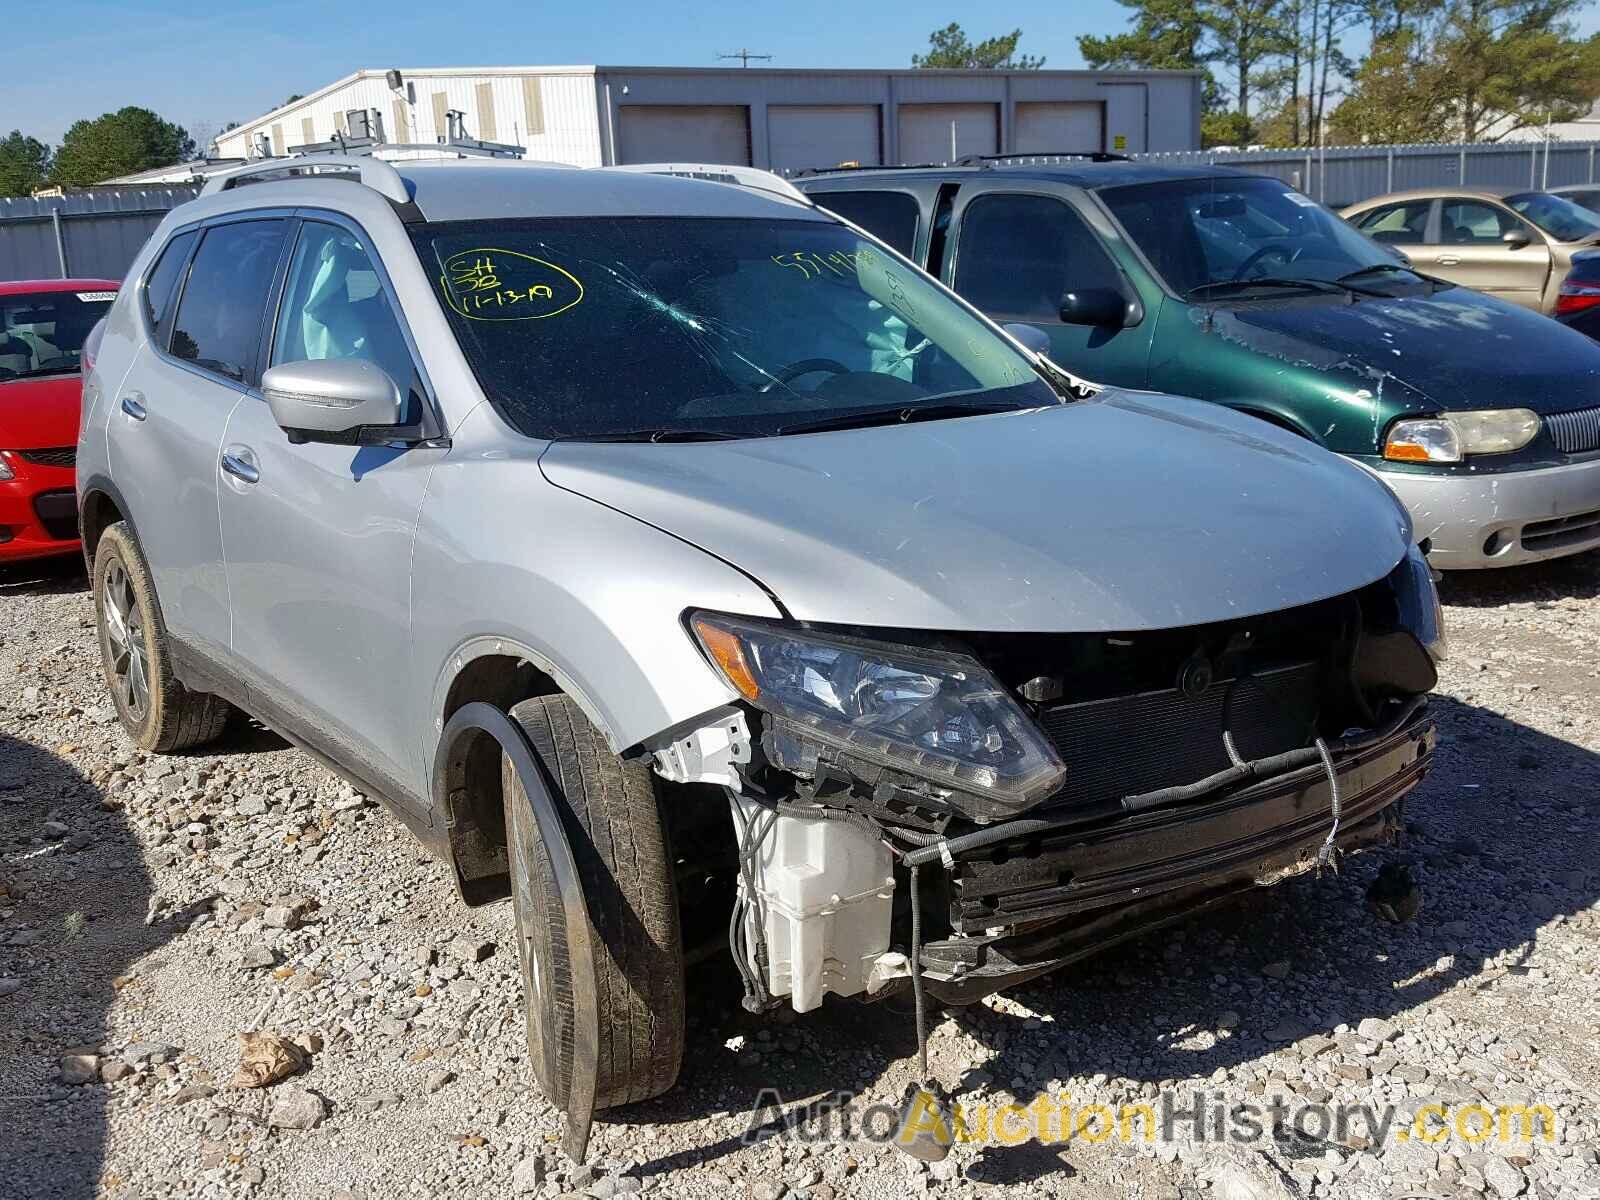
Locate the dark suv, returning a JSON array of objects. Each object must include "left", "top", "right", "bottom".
[{"left": 796, "top": 158, "right": 1600, "bottom": 569}]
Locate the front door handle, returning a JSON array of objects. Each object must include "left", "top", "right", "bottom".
[
  {"left": 120, "top": 392, "right": 147, "bottom": 421},
  {"left": 1435, "top": 254, "right": 1461, "bottom": 266},
  {"left": 220, "top": 449, "right": 260, "bottom": 485}
]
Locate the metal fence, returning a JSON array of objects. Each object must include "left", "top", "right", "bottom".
[
  {"left": 0, "top": 187, "right": 199, "bottom": 283},
  {"left": 1135, "top": 139, "right": 1600, "bottom": 210}
]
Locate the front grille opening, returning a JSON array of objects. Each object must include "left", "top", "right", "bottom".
[
  {"left": 1522, "top": 507, "right": 1600, "bottom": 552},
  {"left": 1038, "top": 661, "right": 1321, "bottom": 809},
  {"left": 1545, "top": 405, "right": 1600, "bottom": 455},
  {"left": 18, "top": 446, "right": 76, "bottom": 468}
]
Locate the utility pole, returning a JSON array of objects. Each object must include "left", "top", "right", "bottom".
[{"left": 717, "top": 48, "right": 772, "bottom": 67}]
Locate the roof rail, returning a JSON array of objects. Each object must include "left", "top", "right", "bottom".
[
  {"left": 200, "top": 154, "right": 412, "bottom": 205},
  {"left": 608, "top": 162, "right": 809, "bottom": 204},
  {"left": 788, "top": 162, "right": 950, "bottom": 178},
  {"left": 957, "top": 151, "right": 1132, "bottom": 166}
]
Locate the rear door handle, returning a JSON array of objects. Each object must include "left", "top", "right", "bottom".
[
  {"left": 120, "top": 392, "right": 146, "bottom": 421},
  {"left": 220, "top": 448, "right": 260, "bottom": 485}
]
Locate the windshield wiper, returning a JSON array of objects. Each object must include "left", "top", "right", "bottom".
[
  {"left": 777, "top": 401, "right": 1021, "bottom": 436},
  {"left": 561, "top": 427, "right": 747, "bottom": 443},
  {"left": 1337, "top": 262, "right": 1449, "bottom": 293},
  {"left": 1187, "top": 277, "right": 1377, "bottom": 301}
]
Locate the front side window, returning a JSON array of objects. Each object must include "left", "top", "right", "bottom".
[
  {"left": 953, "top": 193, "right": 1123, "bottom": 322},
  {"left": 813, "top": 191, "right": 921, "bottom": 258},
  {"left": 170, "top": 219, "right": 288, "bottom": 384},
  {"left": 1354, "top": 201, "right": 1432, "bottom": 245},
  {"left": 142, "top": 229, "right": 196, "bottom": 351},
  {"left": 1438, "top": 200, "right": 1528, "bottom": 245},
  {"left": 1101, "top": 176, "right": 1398, "bottom": 297},
  {"left": 0, "top": 289, "right": 116, "bottom": 381},
  {"left": 272, "top": 222, "right": 417, "bottom": 405},
  {"left": 1504, "top": 191, "right": 1600, "bottom": 242},
  {"left": 410, "top": 216, "right": 1053, "bottom": 440}
]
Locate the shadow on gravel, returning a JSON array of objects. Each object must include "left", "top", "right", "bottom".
[
  {"left": 1436, "top": 546, "right": 1600, "bottom": 608},
  {"left": 618, "top": 689, "right": 1598, "bottom": 1181},
  {"left": 0, "top": 553, "right": 86, "bottom": 596},
  {"left": 0, "top": 730, "right": 176, "bottom": 1200}
]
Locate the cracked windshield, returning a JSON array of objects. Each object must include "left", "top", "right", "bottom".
[
  {"left": 1101, "top": 175, "right": 1417, "bottom": 298},
  {"left": 412, "top": 216, "right": 1056, "bottom": 439}
]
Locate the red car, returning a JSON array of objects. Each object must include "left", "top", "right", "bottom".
[{"left": 0, "top": 278, "right": 118, "bottom": 563}]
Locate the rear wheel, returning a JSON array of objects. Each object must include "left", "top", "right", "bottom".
[
  {"left": 503, "top": 694, "right": 685, "bottom": 1110},
  {"left": 92, "top": 522, "right": 231, "bottom": 752}
]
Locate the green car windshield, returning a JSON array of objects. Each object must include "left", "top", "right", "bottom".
[
  {"left": 1100, "top": 176, "right": 1402, "bottom": 297},
  {"left": 1504, "top": 191, "right": 1600, "bottom": 242},
  {"left": 411, "top": 216, "right": 1055, "bottom": 440}
]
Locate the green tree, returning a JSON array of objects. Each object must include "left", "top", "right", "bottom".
[
  {"left": 913, "top": 23, "right": 1045, "bottom": 69},
  {"left": 0, "top": 130, "right": 51, "bottom": 197},
  {"left": 1328, "top": 29, "right": 1457, "bottom": 142},
  {"left": 1079, "top": 0, "right": 1208, "bottom": 70},
  {"left": 1436, "top": 0, "right": 1600, "bottom": 140},
  {"left": 49, "top": 107, "right": 195, "bottom": 187},
  {"left": 1203, "top": 0, "right": 1296, "bottom": 140}
]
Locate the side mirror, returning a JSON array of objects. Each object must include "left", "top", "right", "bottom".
[
  {"left": 1002, "top": 322, "right": 1052, "bottom": 357},
  {"left": 262, "top": 358, "right": 405, "bottom": 445},
  {"left": 1502, "top": 228, "right": 1532, "bottom": 249},
  {"left": 1058, "top": 288, "right": 1128, "bottom": 328}
]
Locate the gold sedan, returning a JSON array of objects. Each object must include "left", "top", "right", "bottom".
[{"left": 1341, "top": 187, "right": 1600, "bottom": 314}]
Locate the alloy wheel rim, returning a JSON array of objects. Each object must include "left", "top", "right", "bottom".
[{"left": 102, "top": 560, "right": 150, "bottom": 720}]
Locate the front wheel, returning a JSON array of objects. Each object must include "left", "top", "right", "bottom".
[
  {"left": 92, "top": 522, "right": 231, "bottom": 752},
  {"left": 503, "top": 694, "right": 685, "bottom": 1111}
]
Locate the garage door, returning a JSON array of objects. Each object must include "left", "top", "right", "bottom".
[
  {"left": 897, "top": 103, "right": 999, "bottom": 165},
  {"left": 1014, "top": 102, "right": 1105, "bottom": 155},
  {"left": 767, "top": 105, "right": 881, "bottom": 173},
  {"left": 617, "top": 105, "right": 751, "bottom": 165}
]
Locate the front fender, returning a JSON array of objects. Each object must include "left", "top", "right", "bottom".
[{"left": 410, "top": 417, "right": 782, "bottom": 779}]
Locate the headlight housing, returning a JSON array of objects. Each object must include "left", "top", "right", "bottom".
[
  {"left": 1392, "top": 543, "right": 1447, "bottom": 664},
  {"left": 690, "top": 612, "right": 1066, "bottom": 813},
  {"left": 0, "top": 453, "right": 13, "bottom": 482},
  {"left": 1384, "top": 409, "right": 1540, "bottom": 463}
]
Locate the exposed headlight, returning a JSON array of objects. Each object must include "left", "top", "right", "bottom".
[
  {"left": 690, "top": 612, "right": 1066, "bottom": 813},
  {"left": 0, "top": 453, "right": 13, "bottom": 482},
  {"left": 1384, "top": 409, "right": 1540, "bottom": 463}
]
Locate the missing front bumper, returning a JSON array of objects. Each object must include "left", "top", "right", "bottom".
[{"left": 911, "top": 708, "right": 1433, "bottom": 1004}]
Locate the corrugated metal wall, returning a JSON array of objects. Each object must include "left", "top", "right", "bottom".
[
  {"left": 0, "top": 188, "right": 199, "bottom": 282},
  {"left": 1139, "top": 140, "right": 1600, "bottom": 210}
]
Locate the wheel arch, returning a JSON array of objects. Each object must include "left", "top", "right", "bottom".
[{"left": 77, "top": 473, "right": 137, "bottom": 573}]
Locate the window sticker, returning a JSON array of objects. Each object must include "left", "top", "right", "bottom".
[
  {"left": 76, "top": 291, "right": 116, "bottom": 302},
  {"left": 439, "top": 249, "right": 583, "bottom": 321},
  {"left": 1283, "top": 191, "right": 1319, "bottom": 208}
]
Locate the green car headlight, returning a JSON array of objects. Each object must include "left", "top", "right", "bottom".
[
  {"left": 1384, "top": 409, "right": 1540, "bottom": 463},
  {"left": 690, "top": 612, "right": 1066, "bottom": 813}
]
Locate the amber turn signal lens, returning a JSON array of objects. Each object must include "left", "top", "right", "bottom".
[
  {"left": 1382, "top": 441, "right": 1433, "bottom": 462},
  {"left": 692, "top": 617, "right": 761, "bottom": 701}
]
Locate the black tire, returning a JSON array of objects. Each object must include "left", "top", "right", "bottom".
[
  {"left": 92, "top": 522, "right": 231, "bottom": 753},
  {"left": 503, "top": 694, "right": 685, "bottom": 1111}
]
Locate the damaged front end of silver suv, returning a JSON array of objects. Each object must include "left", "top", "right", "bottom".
[{"left": 656, "top": 545, "right": 1442, "bottom": 1097}]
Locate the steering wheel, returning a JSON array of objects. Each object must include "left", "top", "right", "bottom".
[
  {"left": 759, "top": 358, "right": 851, "bottom": 395},
  {"left": 1234, "top": 243, "right": 1302, "bottom": 280}
]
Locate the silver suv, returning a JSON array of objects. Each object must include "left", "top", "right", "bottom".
[{"left": 79, "top": 154, "right": 1443, "bottom": 1160}]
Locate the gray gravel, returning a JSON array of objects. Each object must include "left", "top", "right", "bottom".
[{"left": 2, "top": 552, "right": 1598, "bottom": 1200}]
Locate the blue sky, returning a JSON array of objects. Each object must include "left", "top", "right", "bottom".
[{"left": 10, "top": 0, "right": 1600, "bottom": 148}]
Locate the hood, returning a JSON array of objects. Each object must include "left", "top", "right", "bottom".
[
  {"left": 539, "top": 392, "right": 1411, "bottom": 633},
  {"left": 0, "top": 374, "right": 83, "bottom": 449},
  {"left": 1203, "top": 286, "right": 1600, "bottom": 416}
]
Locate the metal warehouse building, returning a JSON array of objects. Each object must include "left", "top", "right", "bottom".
[{"left": 212, "top": 65, "right": 1203, "bottom": 171}]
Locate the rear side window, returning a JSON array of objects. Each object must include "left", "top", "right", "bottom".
[
  {"left": 1353, "top": 201, "right": 1431, "bottom": 244},
  {"left": 953, "top": 193, "right": 1122, "bottom": 322},
  {"left": 814, "top": 191, "right": 921, "bottom": 258},
  {"left": 170, "top": 220, "right": 288, "bottom": 384},
  {"left": 142, "top": 229, "right": 196, "bottom": 351}
]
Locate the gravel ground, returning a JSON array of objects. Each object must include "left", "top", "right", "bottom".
[{"left": 2, "top": 552, "right": 1598, "bottom": 1200}]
